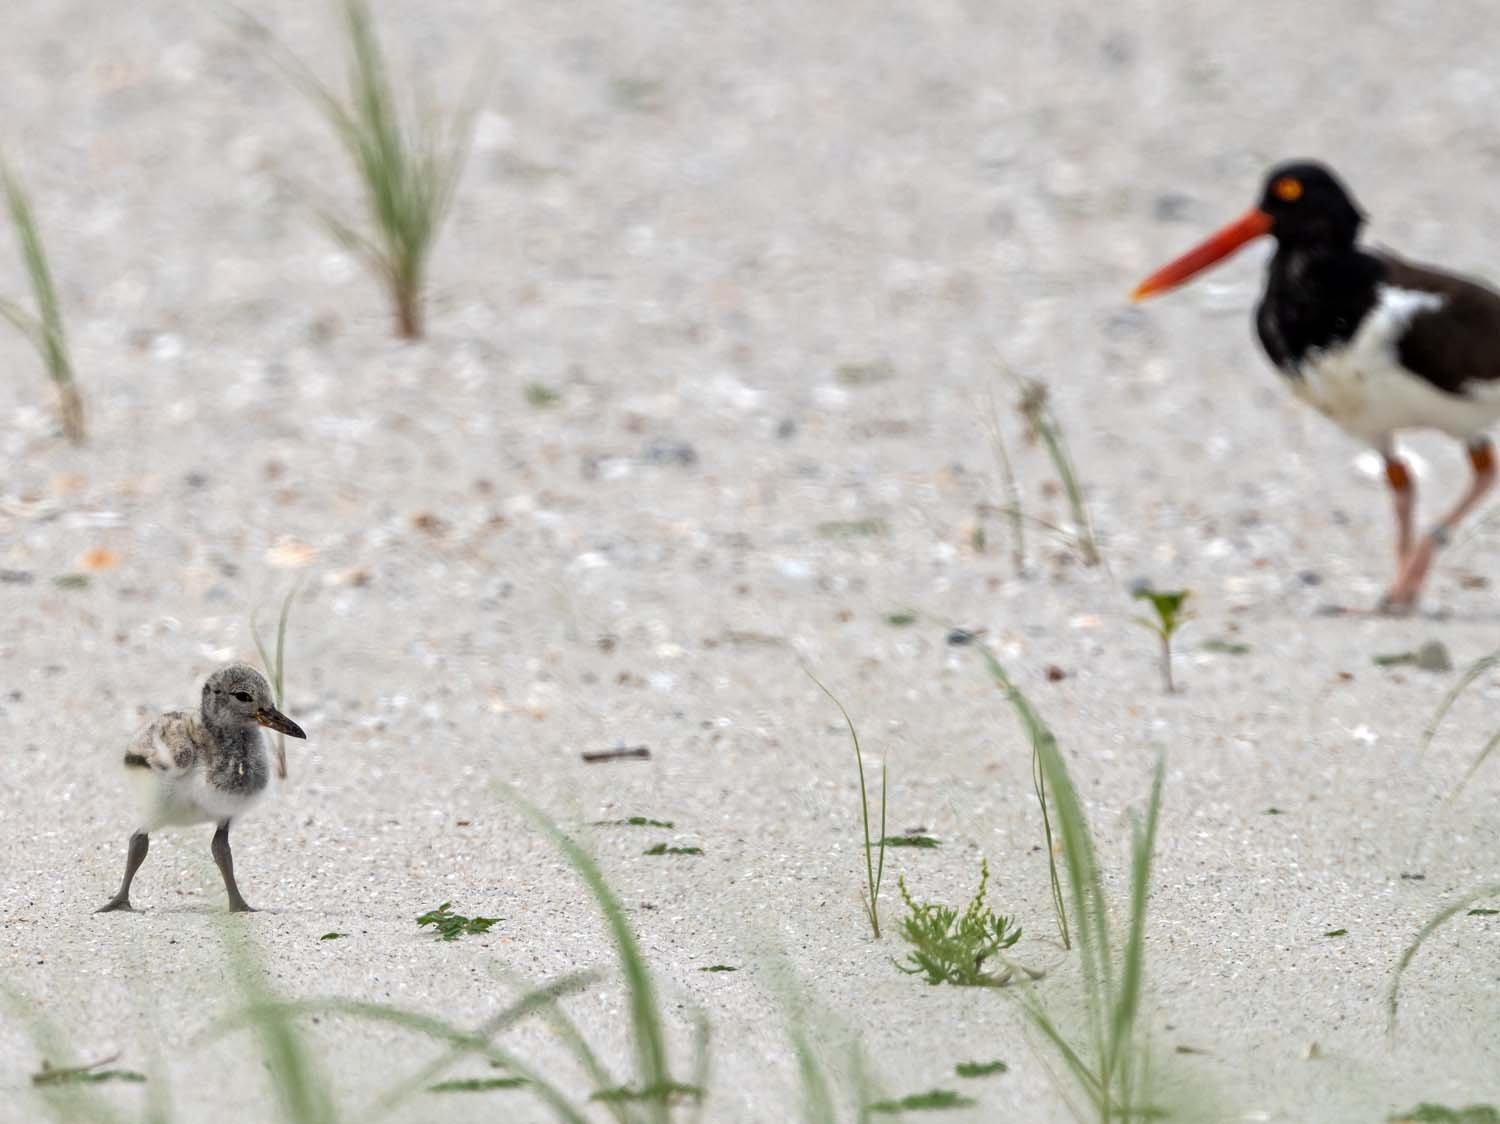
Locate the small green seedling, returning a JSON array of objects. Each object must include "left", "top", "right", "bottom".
[
  {"left": 885, "top": 611, "right": 918, "bottom": 627},
  {"left": 643, "top": 843, "right": 702, "bottom": 856},
  {"left": 867, "top": 1089, "right": 976, "bottom": 1113},
  {"left": 896, "top": 859, "right": 1027, "bottom": 987},
  {"left": 319, "top": 932, "right": 348, "bottom": 941},
  {"left": 592, "top": 816, "right": 675, "bottom": 828},
  {"left": 1324, "top": 928, "right": 1348, "bottom": 938},
  {"left": 698, "top": 965, "right": 738, "bottom": 973},
  {"left": 1469, "top": 908, "right": 1499, "bottom": 917},
  {"left": 428, "top": 1076, "right": 527, "bottom": 1093},
  {"left": 1133, "top": 587, "right": 1192, "bottom": 693},
  {"left": 417, "top": 903, "right": 499, "bottom": 941},
  {"left": 525, "top": 383, "right": 561, "bottom": 408},
  {"left": 954, "top": 1060, "right": 1008, "bottom": 1078}
]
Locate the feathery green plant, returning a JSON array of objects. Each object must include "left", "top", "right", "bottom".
[
  {"left": 806, "top": 666, "right": 887, "bottom": 939},
  {"left": 895, "top": 859, "right": 1025, "bottom": 987},
  {"left": 0, "top": 154, "right": 82, "bottom": 444},
  {"left": 252, "top": 584, "right": 298, "bottom": 781},
  {"left": 1132, "top": 588, "right": 1192, "bottom": 694},
  {"left": 1021, "top": 738, "right": 1167, "bottom": 1124},
  {"left": 982, "top": 651, "right": 1070, "bottom": 949},
  {"left": 256, "top": 0, "right": 480, "bottom": 339}
]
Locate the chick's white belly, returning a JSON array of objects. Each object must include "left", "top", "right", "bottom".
[{"left": 132, "top": 767, "right": 266, "bottom": 829}]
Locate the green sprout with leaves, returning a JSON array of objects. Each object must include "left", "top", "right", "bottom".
[
  {"left": 253, "top": 0, "right": 481, "bottom": 339},
  {"left": 895, "top": 859, "right": 1028, "bottom": 987},
  {"left": 417, "top": 902, "right": 500, "bottom": 941},
  {"left": 0, "top": 154, "right": 82, "bottom": 444},
  {"left": 1132, "top": 587, "right": 1192, "bottom": 693}
]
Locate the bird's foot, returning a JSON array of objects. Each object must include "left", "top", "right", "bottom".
[
  {"left": 1379, "top": 534, "right": 1439, "bottom": 614},
  {"left": 95, "top": 898, "right": 135, "bottom": 914},
  {"left": 227, "top": 899, "right": 258, "bottom": 914}
]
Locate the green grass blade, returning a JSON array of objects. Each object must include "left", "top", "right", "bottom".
[
  {"left": 224, "top": 937, "right": 338, "bottom": 1124},
  {"left": 508, "top": 792, "right": 674, "bottom": 1124},
  {"left": 1107, "top": 757, "right": 1165, "bottom": 1093},
  {"left": 1419, "top": 646, "right": 1500, "bottom": 758},
  {"left": 1387, "top": 882, "right": 1500, "bottom": 1034},
  {"left": 0, "top": 152, "right": 82, "bottom": 442},
  {"left": 364, "top": 971, "right": 597, "bottom": 1118},
  {"left": 804, "top": 664, "right": 885, "bottom": 939},
  {"left": 985, "top": 371, "right": 1025, "bottom": 575},
  {"left": 981, "top": 650, "right": 1070, "bottom": 949},
  {"left": 208, "top": 992, "right": 593, "bottom": 1124}
]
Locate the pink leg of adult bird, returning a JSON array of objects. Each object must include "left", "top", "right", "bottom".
[
  {"left": 1381, "top": 438, "right": 1496, "bottom": 613},
  {"left": 1385, "top": 454, "right": 1417, "bottom": 563}
]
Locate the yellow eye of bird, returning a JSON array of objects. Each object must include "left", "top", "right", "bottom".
[{"left": 1274, "top": 177, "right": 1303, "bottom": 202}]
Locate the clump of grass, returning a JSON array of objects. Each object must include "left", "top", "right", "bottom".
[
  {"left": 1132, "top": 587, "right": 1192, "bottom": 693},
  {"left": 417, "top": 902, "right": 500, "bottom": 941},
  {"left": 805, "top": 666, "right": 887, "bottom": 939},
  {"left": 256, "top": 0, "right": 480, "bottom": 339},
  {"left": 0, "top": 154, "right": 82, "bottom": 444},
  {"left": 1013, "top": 373, "right": 1099, "bottom": 566},
  {"left": 895, "top": 859, "right": 1026, "bottom": 987},
  {"left": 1387, "top": 883, "right": 1500, "bottom": 1034},
  {"left": 1020, "top": 736, "right": 1167, "bottom": 1123},
  {"left": 982, "top": 651, "right": 1070, "bottom": 949},
  {"left": 252, "top": 583, "right": 299, "bottom": 781}
]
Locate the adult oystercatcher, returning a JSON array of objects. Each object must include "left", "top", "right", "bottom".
[{"left": 1132, "top": 161, "right": 1500, "bottom": 612}]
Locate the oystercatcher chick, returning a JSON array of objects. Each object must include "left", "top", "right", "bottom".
[
  {"left": 96, "top": 663, "right": 306, "bottom": 914},
  {"left": 1133, "top": 162, "right": 1500, "bottom": 613}
]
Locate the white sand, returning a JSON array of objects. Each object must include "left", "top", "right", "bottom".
[{"left": 2, "top": 1, "right": 1499, "bottom": 1120}]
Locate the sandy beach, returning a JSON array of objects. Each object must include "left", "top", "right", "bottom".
[{"left": 2, "top": 1, "right": 1499, "bottom": 1120}]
